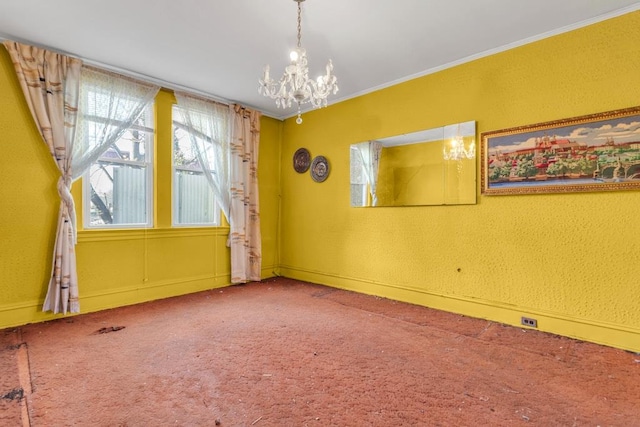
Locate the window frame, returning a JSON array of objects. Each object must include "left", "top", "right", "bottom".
[
  {"left": 171, "top": 104, "right": 221, "bottom": 227},
  {"left": 81, "top": 105, "right": 155, "bottom": 229},
  {"left": 350, "top": 145, "right": 369, "bottom": 207}
]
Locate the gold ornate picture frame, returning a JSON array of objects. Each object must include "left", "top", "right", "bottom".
[{"left": 481, "top": 106, "right": 640, "bottom": 195}]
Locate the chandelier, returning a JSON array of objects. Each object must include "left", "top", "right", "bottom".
[
  {"left": 258, "top": 0, "right": 338, "bottom": 124},
  {"left": 443, "top": 131, "right": 475, "bottom": 161}
]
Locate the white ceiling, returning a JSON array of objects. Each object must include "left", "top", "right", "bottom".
[{"left": 1, "top": 1, "right": 639, "bottom": 120}]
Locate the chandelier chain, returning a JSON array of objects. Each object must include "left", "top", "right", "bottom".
[{"left": 297, "top": 0, "right": 302, "bottom": 48}]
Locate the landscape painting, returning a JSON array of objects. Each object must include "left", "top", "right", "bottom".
[{"left": 481, "top": 106, "right": 640, "bottom": 195}]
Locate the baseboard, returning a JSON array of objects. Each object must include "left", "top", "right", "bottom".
[
  {"left": 0, "top": 273, "right": 231, "bottom": 330},
  {"left": 279, "top": 266, "right": 640, "bottom": 353},
  {"left": 261, "top": 264, "right": 280, "bottom": 279}
]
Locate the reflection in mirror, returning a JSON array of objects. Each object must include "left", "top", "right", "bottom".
[{"left": 350, "top": 121, "right": 476, "bottom": 207}]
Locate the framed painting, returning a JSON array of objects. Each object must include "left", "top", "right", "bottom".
[{"left": 481, "top": 106, "right": 640, "bottom": 195}]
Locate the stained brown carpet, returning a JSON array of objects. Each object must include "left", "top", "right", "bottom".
[{"left": 1, "top": 277, "right": 639, "bottom": 426}]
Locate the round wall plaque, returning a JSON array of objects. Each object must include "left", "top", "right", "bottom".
[
  {"left": 310, "top": 156, "right": 330, "bottom": 182},
  {"left": 293, "top": 148, "right": 311, "bottom": 173}
]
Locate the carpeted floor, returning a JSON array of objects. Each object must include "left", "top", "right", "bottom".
[{"left": 1, "top": 277, "right": 639, "bottom": 426}]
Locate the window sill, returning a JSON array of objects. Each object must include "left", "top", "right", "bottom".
[{"left": 77, "top": 226, "right": 230, "bottom": 243}]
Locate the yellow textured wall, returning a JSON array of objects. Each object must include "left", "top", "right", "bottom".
[
  {"left": 279, "top": 11, "right": 640, "bottom": 351},
  {"left": 0, "top": 47, "right": 282, "bottom": 328},
  {"left": 0, "top": 46, "right": 58, "bottom": 323}
]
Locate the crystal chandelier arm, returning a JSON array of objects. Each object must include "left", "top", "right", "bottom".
[{"left": 306, "top": 60, "right": 338, "bottom": 107}]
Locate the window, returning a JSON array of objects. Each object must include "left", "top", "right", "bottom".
[
  {"left": 83, "top": 111, "right": 153, "bottom": 227},
  {"left": 172, "top": 104, "right": 220, "bottom": 226},
  {"left": 350, "top": 145, "right": 368, "bottom": 206},
  {"left": 79, "top": 68, "right": 156, "bottom": 228}
]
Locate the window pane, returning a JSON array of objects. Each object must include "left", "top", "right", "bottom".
[
  {"left": 172, "top": 106, "right": 219, "bottom": 226},
  {"left": 84, "top": 109, "right": 153, "bottom": 228},
  {"left": 350, "top": 147, "right": 367, "bottom": 184},
  {"left": 350, "top": 184, "right": 367, "bottom": 207},
  {"left": 175, "top": 171, "right": 217, "bottom": 225},
  {"left": 88, "top": 161, "right": 148, "bottom": 226},
  {"left": 112, "top": 129, "right": 148, "bottom": 162},
  {"left": 350, "top": 147, "right": 369, "bottom": 206}
]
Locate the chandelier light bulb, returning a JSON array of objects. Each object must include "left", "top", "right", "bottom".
[
  {"left": 258, "top": 0, "right": 339, "bottom": 125},
  {"left": 443, "top": 123, "right": 476, "bottom": 161},
  {"left": 443, "top": 135, "right": 476, "bottom": 161}
]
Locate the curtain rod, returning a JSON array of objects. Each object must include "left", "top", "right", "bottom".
[
  {"left": 0, "top": 33, "right": 271, "bottom": 115},
  {"left": 81, "top": 60, "right": 232, "bottom": 107}
]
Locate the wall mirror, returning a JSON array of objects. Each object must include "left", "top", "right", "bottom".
[{"left": 350, "top": 121, "right": 476, "bottom": 207}]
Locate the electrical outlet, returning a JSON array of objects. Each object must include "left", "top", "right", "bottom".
[{"left": 521, "top": 317, "right": 537, "bottom": 328}]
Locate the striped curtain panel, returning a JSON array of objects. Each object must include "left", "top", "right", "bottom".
[
  {"left": 229, "top": 105, "right": 262, "bottom": 283},
  {"left": 3, "top": 41, "right": 82, "bottom": 314}
]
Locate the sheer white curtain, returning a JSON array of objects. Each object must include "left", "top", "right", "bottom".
[
  {"left": 355, "top": 141, "right": 383, "bottom": 206},
  {"left": 72, "top": 67, "right": 160, "bottom": 181},
  {"left": 174, "top": 92, "right": 231, "bottom": 221}
]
